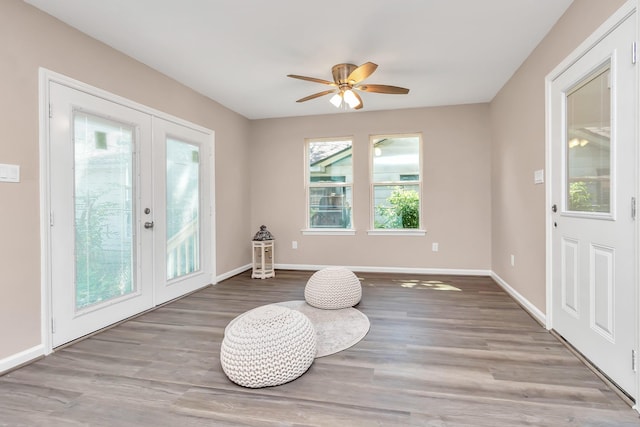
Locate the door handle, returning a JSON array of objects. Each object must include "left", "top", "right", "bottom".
[
  {"left": 552, "top": 204, "right": 557, "bottom": 213},
  {"left": 144, "top": 221, "right": 154, "bottom": 229}
]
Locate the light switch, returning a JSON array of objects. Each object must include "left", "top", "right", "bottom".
[
  {"left": 0, "top": 163, "right": 20, "bottom": 183},
  {"left": 534, "top": 169, "right": 544, "bottom": 184}
]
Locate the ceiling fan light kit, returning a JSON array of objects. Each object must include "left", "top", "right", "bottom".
[
  {"left": 330, "top": 89, "right": 360, "bottom": 109},
  {"left": 329, "top": 92, "right": 343, "bottom": 108},
  {"left": 287, "top": 62, "right": 409, "bottom": 111}
]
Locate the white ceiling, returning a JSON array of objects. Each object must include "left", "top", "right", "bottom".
[{"left": 25, "top": 0, "right": 573, "bottom": 120}]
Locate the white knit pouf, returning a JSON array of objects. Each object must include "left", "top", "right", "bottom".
[
  {"left": 304, "top": 267, "right": 362, "bottom": 309},
  {"left": 220, "top": 305, "right": 316, "bottom": 388}
]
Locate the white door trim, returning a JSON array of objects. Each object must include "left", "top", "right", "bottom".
[
  {"left": 545, "top": 0, "right": 638, "bottom": 406},
  {"left": 38, "top": 68, "right": 216, "bottom": 354}
]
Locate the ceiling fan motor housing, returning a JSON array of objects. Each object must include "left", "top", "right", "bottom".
[{"left": 332, "top": 63, "right": 358, "bottom": 85}]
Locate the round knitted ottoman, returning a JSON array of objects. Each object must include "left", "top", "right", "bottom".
[
  {"left": 305, "top": 267, "right": 362, "bottom": 309},
  {"left": 220, "top": 305, "right": 316, "bottom": 388}
]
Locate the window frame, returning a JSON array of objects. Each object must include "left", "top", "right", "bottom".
[
  {"left": 303, "top": 136, "right": 355, "bottom": 235},
  {"left": 368, "top": 133, "right": 425, "bottom": 235}
]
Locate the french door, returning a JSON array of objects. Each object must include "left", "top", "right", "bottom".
[
  {"left": 153, "top": 118, "right": 213, "bottom": 304},
  {"left": 48, "top": 80, "right": 212, "bottom": 348},
  {"left": 549, "top": 13, "right": 636, "bottom": 397}
]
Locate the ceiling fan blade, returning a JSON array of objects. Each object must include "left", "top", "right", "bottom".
[
  {"left": 287, "top": 74, "right": 336, "bottom": 86},
  {"left": 347, "top": 62, "right": 378, "bottom": 84},
  {"left": 353, "top": 91, "right": 364, "bottom": 110},
  {"left": 296, "top": 89, "right": 336, "bottom": 103},
  {"left": 356, "top": 84, "right": 410, "bottom": 94}
]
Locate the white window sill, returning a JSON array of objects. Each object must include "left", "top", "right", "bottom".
[
  {"left": 301, "top": 228, "right": 356, "bottom": 236},
  {"left": 367, "top": 229, "right": 427, "bottom": 236}
]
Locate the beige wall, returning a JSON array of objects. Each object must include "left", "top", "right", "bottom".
[
  {"left": 0, "top": 0, "right": 251, "bottom": 360},
  {"left": 1, "top": 0, "right": 628, "bottom": 366},
  {"left": 250, "top": 104, "right": 492, "bottom": 270},
  {"left": 490, "top": 0, "right": 627, "bottom": 312}
]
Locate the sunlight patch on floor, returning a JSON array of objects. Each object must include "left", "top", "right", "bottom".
[{"left": 395, "top": 279, "right": 462, "bottom": 291}]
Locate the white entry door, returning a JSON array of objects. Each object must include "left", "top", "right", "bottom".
[
  {"left": 549, "top": 14, "right": 636, "bottom": 396},
  {"left": 48, "top": 80, "right": 213, "bottom": 347}
]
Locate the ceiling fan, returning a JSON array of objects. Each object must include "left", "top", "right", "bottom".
[{"left": 287, "top": 62, "right": 409, "bottom": 110}]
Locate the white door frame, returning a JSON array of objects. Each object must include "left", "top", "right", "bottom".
[
  {"left": 545, "top": 0, "right": 639, "bottom": 406},
  {"left": 38, "top": 69, "right": 216, "bottom": 354}
]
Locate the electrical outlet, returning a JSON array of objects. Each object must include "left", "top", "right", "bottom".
[
  {"left": 292, "top": 241, "right": 298, "bottom": 249},
  {"left": 511, "top": 254, "right": 515, "bottom": 267},
  {"left": 432, "top": 242, "right": 439, "bottom": 252}
]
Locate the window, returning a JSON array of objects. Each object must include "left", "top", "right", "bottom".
[
  {"left": 565, "top": 64, "right": 611, "bottom": 214},
  {"left": 306, "top": 138, "right": 353, "bottom": 230},
  {"left": 371, "top": 134, "right": 422, "bottom": 231}
]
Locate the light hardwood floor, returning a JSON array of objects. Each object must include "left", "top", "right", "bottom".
[{"left": 1, "top": 270, "right": 640, "bottom": 426}]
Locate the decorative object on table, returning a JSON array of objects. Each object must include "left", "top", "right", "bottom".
[
  {"left": 252, "top": 225, "right": 274, "bottom": 241},
  {"left": 220, "top": 305, "right": 316, "bottom": 388},
  {"left": 304, "top": 266, "right": 362, "bottom": 309},
  {"left": 251, "top": 225, "right": 275, "bottom": 279}
]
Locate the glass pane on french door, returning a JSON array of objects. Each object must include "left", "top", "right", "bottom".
[
  {"left": 73, "top": 111, "right": 136, "bottom": 310},
  {"left": 166, "top": 137, "right": 200, "bottom": 280}
]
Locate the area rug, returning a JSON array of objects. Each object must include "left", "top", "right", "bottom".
[{"left": 225, "top": 300, "right": 370, "bottom": 358}]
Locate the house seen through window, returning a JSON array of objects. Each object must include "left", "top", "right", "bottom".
[
  {"left": 307, "top": 138, "right": 353, "bottom": 229},
  {"left": 305, "top": 134, "right": 422, "bottom": 231},
  {"left": 372, "top": 134, "right": 422, "bottom": 229}
]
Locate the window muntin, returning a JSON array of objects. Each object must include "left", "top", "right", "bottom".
[
  {"left": 371, "top": 134, "right": 422, "bottom": 229},
  {"left": 307, "top": 138, "right": 353, "bottom": 229}
]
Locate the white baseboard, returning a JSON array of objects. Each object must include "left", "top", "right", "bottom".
[
  {"left": 276, "top": 263, "right": 491, "bottom": 277},
  {"left": 216, "top": 263, "right": 252, "bottom": 283},
  {"left": 0, "top": 344, "right": 44, "bottom": 375},
  {"left": 491, "top": 272, "right": 546, "bottom": 326}
]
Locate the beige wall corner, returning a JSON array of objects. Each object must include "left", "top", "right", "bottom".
[
  {"left": 249, "top": 104, "right": 492, "bottom": 271},
  {"left": 0, "top": 0, "right": 251, "bottom": 362},
  {"left": 489, "top": 0, "right": 627, "bottom": 313}
]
